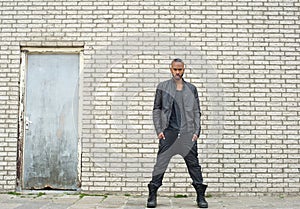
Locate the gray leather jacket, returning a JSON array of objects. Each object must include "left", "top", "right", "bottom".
[{"left": 153, "top": 78, "right": 201, "bottom": 136}]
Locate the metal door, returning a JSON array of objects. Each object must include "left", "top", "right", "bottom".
[{"left": 23, "top": 54, "right": 79, "bottom": 190}]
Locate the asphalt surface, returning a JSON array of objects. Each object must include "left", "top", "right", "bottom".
[{"left": 0, "top": 192, "right": 299, "bottom": 209}]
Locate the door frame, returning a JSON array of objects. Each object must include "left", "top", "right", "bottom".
[{"left": 17, "top": 47, "right": 84, "bottom": 191}]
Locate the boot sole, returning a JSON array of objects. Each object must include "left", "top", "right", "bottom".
[{"left": 147, "top": 202, "right": 156, "bottom": 208}]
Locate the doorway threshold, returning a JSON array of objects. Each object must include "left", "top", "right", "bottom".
[{"left": 18, "top": 189, "right": 81, "bottom": 195}]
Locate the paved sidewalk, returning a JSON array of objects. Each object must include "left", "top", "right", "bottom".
[{"left": 0, "top": 193, "right": 299, "bottom": 209}]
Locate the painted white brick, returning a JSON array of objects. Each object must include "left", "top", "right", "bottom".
[{"left": 0, "top": 0, "right": 299, "bottom": 196}]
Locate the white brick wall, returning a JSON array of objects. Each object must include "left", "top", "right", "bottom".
[{"left": 0, "top": 0, "right": 299, "bottom": 196}]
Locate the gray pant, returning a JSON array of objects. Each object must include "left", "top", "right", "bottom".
[{"left": 150, "top": 129, "right": 203, "bottom": 188}]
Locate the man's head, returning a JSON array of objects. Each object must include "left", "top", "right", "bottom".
[{"left": 170, "top": 58, "right": 185, "bottom": 81}]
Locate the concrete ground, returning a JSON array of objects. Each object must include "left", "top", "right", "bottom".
[{"left": 0, "top": 192, "right": 299, "bottom": 209}]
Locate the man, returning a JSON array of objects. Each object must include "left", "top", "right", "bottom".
[{"left": 147, "top": 58, "right": 208, "bottom": 208}]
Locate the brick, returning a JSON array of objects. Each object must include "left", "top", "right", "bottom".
[{"left": 0, "top": 0, "right": 299, "bottom": 196}]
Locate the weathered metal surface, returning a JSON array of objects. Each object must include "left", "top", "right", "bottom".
[{"left": 23, "top": 54, "right": 79, "bottom": 190}]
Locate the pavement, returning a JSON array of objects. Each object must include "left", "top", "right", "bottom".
[{"left": 0, "top": 192, "right": 299, "bottom": 209}]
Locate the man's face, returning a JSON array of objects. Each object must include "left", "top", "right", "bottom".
[{"left": 170, "top": 61, "right": 185, "bottom": 80}]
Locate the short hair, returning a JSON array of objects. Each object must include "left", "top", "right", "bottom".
[{"left": 171, "top": 58, "right": 184, "bottom": 66}]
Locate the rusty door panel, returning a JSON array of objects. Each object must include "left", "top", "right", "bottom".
[{"left": 24, "top": 54, "right": 79, "bottom": 190}]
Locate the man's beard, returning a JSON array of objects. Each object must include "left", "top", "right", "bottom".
[{"left": 173, "top": 73, "right": 183, "bottom": 80}]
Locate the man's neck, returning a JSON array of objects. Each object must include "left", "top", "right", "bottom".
[{"left": 174, "top": 78, "right": 183, "bottom": 91}]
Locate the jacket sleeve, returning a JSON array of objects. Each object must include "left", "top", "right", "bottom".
[
  {"left": 193, "top": 86, "right": 201, "bottom": 137},
  {"left": 152, "top": 85, "right": 163, "bottom": 135}
]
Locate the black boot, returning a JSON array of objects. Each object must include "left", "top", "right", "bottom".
[
  {"left": 193, "top": 183, "right": 208, "bottom": 208},
  {"left": 147, "top": 183, "right": 159, "bottom": 208}
]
